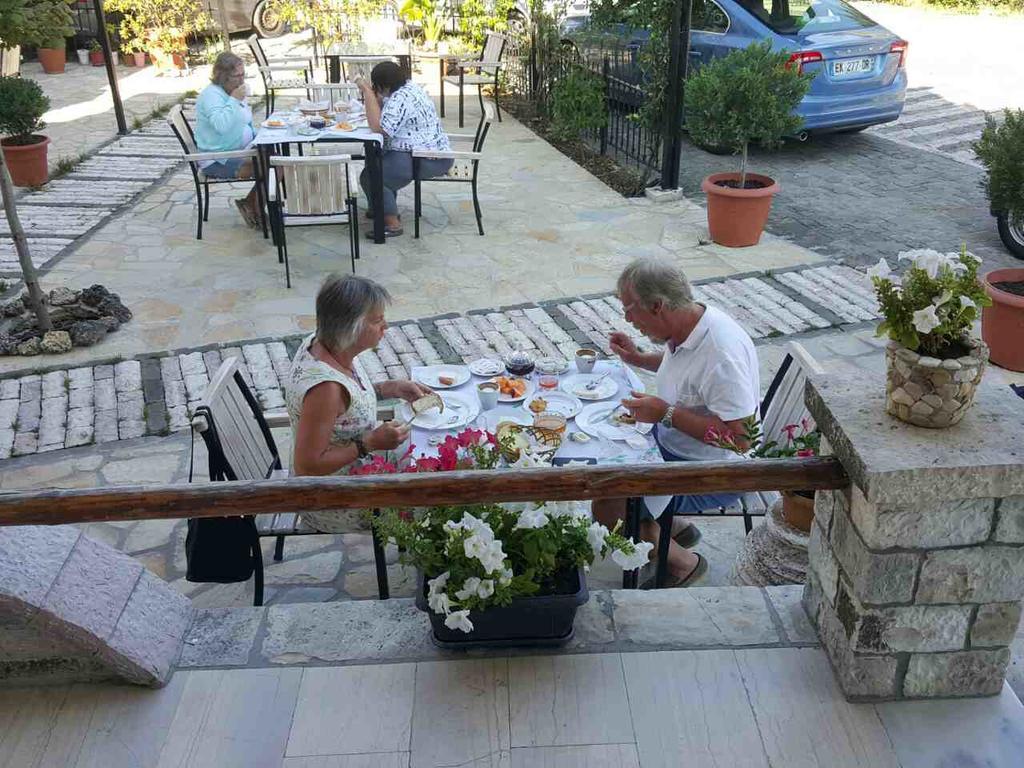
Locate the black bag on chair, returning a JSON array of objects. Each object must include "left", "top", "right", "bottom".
[{"left": 185, "top": 405, "right": 260, "bottom": 584}]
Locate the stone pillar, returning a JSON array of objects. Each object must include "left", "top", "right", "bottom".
[{"left": 802, "top": 371, "right": 1024, "bottom": 701}]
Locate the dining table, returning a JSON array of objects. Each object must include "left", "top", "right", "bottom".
[
  {"left": 250, "top": 106, "right": 389, "bottom": 244},
  {"left": 401, "top": 358, "right": 673, "bottom": 588}
]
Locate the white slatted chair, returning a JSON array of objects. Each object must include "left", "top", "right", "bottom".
[
  {"left": 637, "top": 340, "right": 826, "bottom": 589},
  {"left": 268, "top": 154, "right": 361, "bottom": 287},
  {"left": 248, "top": 34, "right": 313, "bottom": 117},
  {"left": 413, "top": 102, "right": 493, "bottom": 238},
  {"left": 190, "top": 356, "right": 392, "bottom": 605},
  {"left": 167, "top": 104, "right": 266, "bottom": 241},
  {"left": 440, "top": 31, "right": 507, "bottom": 128}
]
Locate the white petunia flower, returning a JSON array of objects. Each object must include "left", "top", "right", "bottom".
[
  {"left": 477, "top": 540, "right": 507, "bottom": 574},
  {"left": 586, "top": 522, "right": 608, "bottom": 557},
  {"left": 611, "top": 541, "right": 654, "bottom": 571},
  {"left": 866, "top": 258, "right": 892, "bottom": 280},
  {"left": 455, "top": 577, "right": 481, "bottom": 601},
  {"left": 427, "top": 572, "right": 450, "bottom": 595},
  {"left": 444, "top": 609, "right": 474, "bottom": 633},
  {"left": 498, "top": 568, "right": 513, "bottom": 586},
  {"left": 912, "top": 305, "right": 941, "bottom": 334},
  {"left": 960, "top": 295, "right": 976, "bottom": 309},
  {"left": 514, "top": 507, "right": 549, "bottom": 530},
  {"left": 427, "top": 591, "right": 451, "bottom": 615},
  {"left": 544, "top": 500, "right": 590, "bottom": 520},
  {"left": 477, "top": 579, "right": 494, "bottom": 599},
  {"left": 931, "top": 289, "right": 953, "bottom": 306}
]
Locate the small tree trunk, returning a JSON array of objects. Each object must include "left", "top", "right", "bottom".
[
  {"left": 739, "top": 141, "right": 748, "bottom": 189},
  {"left": 0, "top": 148, "right": 52, "bottom": 332}
]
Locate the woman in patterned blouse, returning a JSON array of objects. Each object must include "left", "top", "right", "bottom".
[{"left": 357, "top": 61, "right": 453, "bottom": 238}]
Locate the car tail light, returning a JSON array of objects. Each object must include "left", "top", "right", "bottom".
[
  {"left": 890, "top": 40, "right": 908, "bottom": 69},
  {"left": 786, "top": 51, "right": 823, "bottom": 74}
]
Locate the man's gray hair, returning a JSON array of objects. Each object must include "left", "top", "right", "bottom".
[
  {"left": 211, "top": 51, "right": 244, "bottom": 89},
  {"left": 617, "top": 258, "right": 694, "bottom": 311},
  {"left": 316, "top": 274, "right": 392, "bottom": 351}
]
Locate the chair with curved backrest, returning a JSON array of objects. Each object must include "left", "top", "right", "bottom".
[
  {"left": 247, "top": 34, "right": 313, "bottom": 117},
  {"left": 166, "top": 104, "right": 267, "bottom": 241},
  {"left": 412, "top": 102, "right": 494, "bottom": 238},
  {"left": 440, "top": 31, "right": 507, "bottom": 128}
]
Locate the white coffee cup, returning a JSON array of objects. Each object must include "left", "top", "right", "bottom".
[
  {"left": 575, "top": 348, "right": 597, "bottom": 374},
  {"left": 478, "top": 382, "right": 499, "bottom": 410}
]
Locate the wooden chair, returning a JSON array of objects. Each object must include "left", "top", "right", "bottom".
[
  {"left": 440, "top": 30, "right": 507, "bottom": 128},
  {"left": 413, "top": 102, "right": 493, "bottom": 238},
  {"left": 248, "top": 34, "right": 313, "bottom": 117},
  {"left": 267, "top": 154, "right": 361, "bottom": 288},
  {"left": 190, "top": 356, "right": 391, "bottom": 606},
  {"left": 167, "top": 104, "right": 267, "bottom": 241},
  {"left": 624, "top": 340, "right": 826, "bottom": 589}
]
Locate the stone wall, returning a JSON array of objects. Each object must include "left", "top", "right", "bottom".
[
  {"left": 0, "top": 526, "right": 194, "bottom": 687},
  {"left": 803, "top": 372, "right": 1024, "bottom": 701}
]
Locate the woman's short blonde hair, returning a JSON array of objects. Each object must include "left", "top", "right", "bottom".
[
  {"left": 316, "top": 274, "right": 392, "bottom": 351},
  {"left": 211, "top": 52, "right": 244, "bottom": 89}
]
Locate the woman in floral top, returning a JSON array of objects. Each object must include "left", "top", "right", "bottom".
[{"left": 286, "top": 274, "right": 432, "bottom": 532}]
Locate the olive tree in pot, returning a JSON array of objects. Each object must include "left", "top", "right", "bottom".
[
  {"left": 974, "top": 109, "right": 1024, "bottom": 371},
  {"left": 0, "top": 76, "right": 51, "bottom": 187},
  {"left": 684, "top": 41, "right": 812, "bottom": 247}
]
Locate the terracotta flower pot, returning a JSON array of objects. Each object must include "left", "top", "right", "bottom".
[
  {"left": 982, "top": 268, "right": 1024, "bottom": 372},
  {"left": 701, "top": 172, "right": 779, "bottom": 247},
  {"left": 781, "top": 490, "right": 814, "bottom": 533},
  {"left": 133, "top": 51, "right": 147, "bottom": 67},
  {"left": 89, "top": 50, "right": 104, "bottom": 66},
  {"left": 1, "top": 135, "right": 50, "bottom": 187},
  {"left": 885, "top": 338, "right": 987, "bottom": 428},
  {"left": 37, "top": 47, "right": 66, "bottom": 74}
]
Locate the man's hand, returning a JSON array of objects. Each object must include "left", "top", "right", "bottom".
[
  {"left": 609, "top": 331, "right": 639, "bottom": 365},
  {"left": 620, "top": 390, "right": 670, "bottom": 424},
  {"left": 387, "top": 380, "right": 434, "bottom": 403}
]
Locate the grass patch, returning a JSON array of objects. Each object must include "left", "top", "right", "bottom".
[{"left": 51, "top": 152, "right": 91, "bottom": 180}]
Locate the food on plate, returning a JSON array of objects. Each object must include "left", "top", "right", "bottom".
[
  {"left": 334, "top": 121, "right": 354, "bottom": 131},
  {"left": 569, "top": 431, "right": 591, "bottom": 443},
  {"left": 492, "top": 376, "right": 527, "bottom": 398},
  {"left": 438, "top": 375, "right": 455, "bottom": 386},
  {"left": 611, "top": 410, "right": 636, "bottom": 425},
  {"left": 266, "top": 119, "right": 284, "bottom": 127},
  {"left": 528, "top": 397, "right": 548, "bottom": 414}
]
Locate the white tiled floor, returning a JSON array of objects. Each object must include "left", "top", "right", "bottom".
[{"left": 2, "top": 648, "right": 1023, "bottom": 767}]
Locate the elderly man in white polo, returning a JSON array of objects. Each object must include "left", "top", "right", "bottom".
[{"left": 591, "top": 258, "right": 760, "bottom": 588}]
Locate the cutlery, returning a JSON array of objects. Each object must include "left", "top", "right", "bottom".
[{"left": 584, "top": 372, "right": 611, "bottom": 392}]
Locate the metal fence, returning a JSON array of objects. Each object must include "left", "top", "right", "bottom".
[{"left": 503, "top": 35, "right": 662, "bottom": 177}]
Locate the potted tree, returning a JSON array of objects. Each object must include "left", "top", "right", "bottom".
[
  {"left": 684, "top": 41, "right": 812, "bottom": 247},
  {"left": 0, "top": 75, "right": 51, "bottom": 187},
  {"left": 867, "top": 247, "right": 992, "bottom": 427},
  {"left": 107, "top": 0, "right": 210, "bottom": 73},
  {"left": 26, "top": 0, "right": 75, "bottom": 74},
  {"left": 974, "top": 109, "right": 1024, "bottom": 372},
  {"left": 368, "top": 428, "right": 652, "bottom": 646}
]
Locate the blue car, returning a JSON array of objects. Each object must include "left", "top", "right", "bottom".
[{"left": 566, "top": 0, "right": 908, "bottom": 135}]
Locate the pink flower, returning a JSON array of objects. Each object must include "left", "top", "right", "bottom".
[
  {"left": 704, "top": 425, "right": 722, "bottom": 443},
  {"left": 800, "top": 417, "right": 812, "bottom": 433},
  {"left": 782, "top": 424, "right": 799, "bottom": 441},
  {"left": 796, "top": 448, "right": 815, "bottom": 458},
  {"left": 350, "top": 456, "right": 398, "bottom": 475}
]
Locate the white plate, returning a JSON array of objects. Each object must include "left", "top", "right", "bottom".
[
  {"left": 261, "top": 119, "right": 293, "bottom": 129},
  {"left": 521, "top": 390, "right": 582, "bottom": 419},
  {"left": 397, "top": 391, "right": 479, "bottom": 430},
  {"left": 489, "top": 377, "right": 534, "bottom": 403},
  {"left": 413, "top": 365, "right": 470, "bottom": 389},
  {"left": 560, "top": 373, "right": 619, "bottom": 401},
  {"left": 476, "top": 412, "right": 533, "bottom": 433},
  {"left": 468, "top": 358, "right": 504, "bottom": 377},
  {"left": 535, "top": 357, "right": 569, "bottom": 375},
  {"left": 295, "top": 126, "right": 320, "bottom": 136},
  {"left": 576, "top": 402, "right": 653, "bottom": 441}
]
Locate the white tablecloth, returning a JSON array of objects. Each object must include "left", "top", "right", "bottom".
[
  {"left": 252, "top": 115, "right": 383, "bottom": 148},
  {"left": 407, "top": 360, "right": 672, "bottom": 517}
]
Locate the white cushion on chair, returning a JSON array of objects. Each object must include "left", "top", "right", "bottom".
[
  {"left": 269, "top": 77, "right": 310, "bottom": 89},
  {"left": 443, "top": 74, "right": 494, "bottom": 86}
]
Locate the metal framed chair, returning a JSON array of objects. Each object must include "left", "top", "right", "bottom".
[
  {"left": 268, "top": 154, "right": 360, "bottom": 288},
  {"left": 623, "top": 340, "right": 826, "bottom": 589},
  {"left": 191, "top": 356, "right": 391, "bottom": 606},
  {"left": 412, "top": 102, "right": 493, "bottom": 238},
  {"left": 167, "top": 104, "right": 267, "bottom": 241},
  {"left": 247, "top": 34, "right": 313, "bottom": 117},
  {"left": 440, "top": 30, "right": 507, "bottom": 128}
]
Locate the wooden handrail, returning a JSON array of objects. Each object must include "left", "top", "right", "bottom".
[{"left": 0, "top": 458, "right": 847, "bottom": 528}]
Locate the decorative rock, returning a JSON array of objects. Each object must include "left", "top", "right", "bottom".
[
  {"left": 40, "top": 330, "right": 73, "bottom": 354},
  {"left": 971, "top": 603, "right": 1023, "bottom": 648},
  {"left": 915, "top": 546, "right": 1024, "bottom": 605},
  {"left": 48, "top": 287, "right": 79, "bottom": 306},
  {"left": 884, "top": 339, "right": 987, "bottom": 429},
  {"left": 16, "top": 337, "right": 41, "bottom": 355},
  {"left": 731, "top": 498, "right": 808, "bottom": 587},
  {"left": 69, "top": 320, "right": 107, "bottom": 346}
]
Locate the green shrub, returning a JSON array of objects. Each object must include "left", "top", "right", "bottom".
[
  {"left": 549, "top": 67, "right": 607, "bottom": 142},
  {"left": 23, "top": 0, "right": 75, "bottom": 49},
  {"left": 683, "top": 41, "right": 812, "bottom": 185},
  {"left": 0, "top": 76, "right": 50, "bottom": 143},
  {"left": 974, "top": 109, "right": 1024, "bottom": 228}
]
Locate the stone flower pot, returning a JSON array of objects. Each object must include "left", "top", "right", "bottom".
[
  {"left": 416, "top": 567, "right": 588, "bottom": 648},
  {"left": 1, "top": 135, "right": 50, "bottom": 187},
  {"left": 885, "top": 338, "right": 987, "bottom": 428},
  {"left": 781, "top": 490, "right": 815, "bottom": 533},
  {"left": 982, "top": 268, "right": 1024, "bottom": 372},
  {"left": 701, "top": 172, "right": 779, "bottom": 247}
]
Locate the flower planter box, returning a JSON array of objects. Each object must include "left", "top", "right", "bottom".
[{"left": 416, "top": 567, "right": 589, "bottom": 648}]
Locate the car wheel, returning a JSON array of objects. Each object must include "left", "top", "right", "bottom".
[
  {"left": 254, "top": 0, "right": 287, "bottom": 38},
  {"left": 997, "top": 212, "right": 1024, "bottom": 260}
]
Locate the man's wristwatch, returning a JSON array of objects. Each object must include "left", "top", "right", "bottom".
[
  {"left": 353, "top": 434, "right": 371, "bottom": 458},
  {"left": 660, "top": 403, "right": 676, "bottom": 430}
]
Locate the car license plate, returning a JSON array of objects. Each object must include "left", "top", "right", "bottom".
[{"left": 833, "top": 57, "right": 874, "bottom": 77}]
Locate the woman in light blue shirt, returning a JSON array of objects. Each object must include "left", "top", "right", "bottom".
[{"left": 195, "top": 52, "right": 259, "bottom": 228}]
